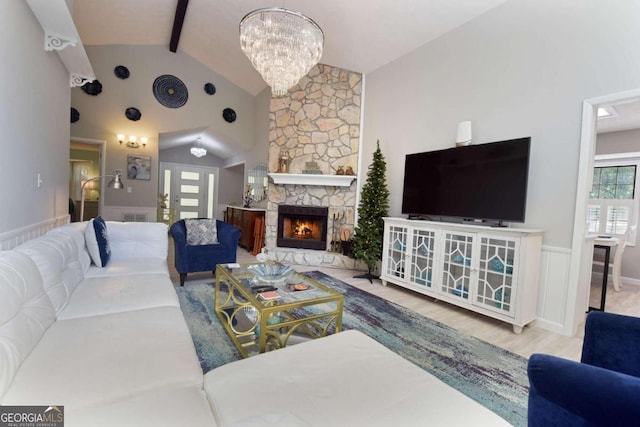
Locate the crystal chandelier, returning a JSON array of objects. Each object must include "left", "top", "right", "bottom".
[
  {"left": 190, "top": 147, "right": 207, "bottom": 158},
  {"left": 191, "top": 137, "right": 207, "bottom": 158},
  {"left": 240, "top": 8, "right": 324, "bottom": 96}
]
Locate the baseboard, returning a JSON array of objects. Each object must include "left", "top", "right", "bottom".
[
  {"left": 590, "top": 271, "right": 639, "bottom": 287},
  {"left": 532, "top": 318, "right": 565, "bottom": 335}
]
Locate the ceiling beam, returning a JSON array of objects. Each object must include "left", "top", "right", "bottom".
[{"left": 169, "top": 0, "right": 189, "bottom": 53}]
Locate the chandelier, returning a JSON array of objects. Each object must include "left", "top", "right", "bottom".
[
  {"left": 240, "top": 8, "right": 324, "bottom": 96},
  {"left": 190, "top": 147, "right": 207, "bottom": 158}
]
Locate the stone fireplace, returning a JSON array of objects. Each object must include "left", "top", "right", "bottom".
[
  {"left": 277, "top": 205, "right": 328, "bottom": 250},
  {"left": 264, "top": 64, "right": 363, "bottom": 268}
]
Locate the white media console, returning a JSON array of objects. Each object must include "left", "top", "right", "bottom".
[{"left": 381, "top": 218, "right": 543, "bottom": 333}]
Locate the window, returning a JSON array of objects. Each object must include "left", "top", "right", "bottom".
[{"left": 587, "top": 157, "right": 639, "bottom": 245}]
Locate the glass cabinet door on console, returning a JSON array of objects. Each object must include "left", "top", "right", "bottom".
[
  {"left": 381, "top": 218, "right": 542, "bottom": 334},
  {"left": 409, "top": 228, "right": 436, "bottom": 289},
  {"left": 474, "top": 236, "right": 518, "bottom": 316},
  {"left": 441, "top": 231, "right": 476, "bottom": 301},
  {"left": 383, "top": 224, "right": 408, "bottom": 281}
]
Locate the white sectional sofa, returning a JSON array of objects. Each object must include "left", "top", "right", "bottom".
[
  {"left": 0, "top": 221, "right": 216, "bottom": 427},
  {"left": 0, "top": 221, "right": 509, "bottom": 427}
]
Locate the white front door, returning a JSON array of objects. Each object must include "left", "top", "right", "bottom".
[{"left": 159, "top": 162, "right": 219, "bottom": 220}]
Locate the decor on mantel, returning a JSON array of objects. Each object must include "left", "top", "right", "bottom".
[
  {"left": 81, "top": 79, "right": 102, "bottom": 96},
  {"left": 277, "top": 150, "right": 290, "bottom": 173},
  {"left": 222, "top": 108, "right": 237, "bottom": 123},
  {"left": 302, "top": 161, "right": 322, "bottom": 175},
  {"left": 70, "top": 107, "right": 80, "bottom": 123},
  {"left": 351, "top": 140, "right": 390, "bottom": 283},
  {"left": 114, "top": 65, "right": 130, "bottom": 79},
  {"left": 125, "top": 107, "right": 142, "bottom": 121},
  {"left": 456, "top": 120, "right": 472, "bottom": 147},
  {"left": 239, "top": 8, "right": 324, "bottom": 96},
  {"left": 204, "top": 83, "right": 216, "bottom": 95},
  {"left": 153, "top": 74, "right": 188, "bottom": 108}
]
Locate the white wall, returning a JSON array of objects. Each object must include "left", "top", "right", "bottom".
[
  {"left": 362, "top": 0, "right": 640, "bottom": 248},
  {"left": 361, "top": 0, "right": 640, "bottom": 332},
  {"left": 70, "top": 45, "right": 256, "bottom": 211},
  {"left": 0, "top": 1, "right": 71, "bottom": 235},
  {"left": 596, "top": 129, "right": 640, "bottom": 156}
]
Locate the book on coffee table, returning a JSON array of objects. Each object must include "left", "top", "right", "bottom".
[{"left": 257, "top": 291, "right": 281, "bottom": 300}]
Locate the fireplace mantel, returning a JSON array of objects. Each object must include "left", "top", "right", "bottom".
[{"left": 268, "top": 173, "right": 356, "bottom": 187}]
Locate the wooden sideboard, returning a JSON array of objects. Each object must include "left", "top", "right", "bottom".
[{"left": 226, "top": 206, "right": 266, "bottom": 251}]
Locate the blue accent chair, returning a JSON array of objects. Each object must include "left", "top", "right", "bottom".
[
  {"left": 170, "top": 219, "right": 241, "bottom": 286},
  {"left": 527, "top": 311, "right": 640, "bottom": 426}
]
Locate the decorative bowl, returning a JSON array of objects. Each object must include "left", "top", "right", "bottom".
[{"left": 248, "top": 264, "right": 294, "bottom": 283}]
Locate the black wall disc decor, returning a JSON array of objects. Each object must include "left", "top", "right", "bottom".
[
  {"left": 223, "top": 108, "right": 237, "bottom": 123},
  {"left": 152, "top": 74, "right": 188, "bottom": 108},
  {"left": 204, "top": 82, "right": 216, "bottom": 95},
  {"left": 125, "top": 107, "right": 142, "bottom": 121},
  {"left": 70, "top": 107, "right": 80, "bottom": 123},
  {"left": 81, "top": 79, "right": 102, "bottom": 96},
  {"left": 114, "top": 65, "right": 130, "bottom": 79}
]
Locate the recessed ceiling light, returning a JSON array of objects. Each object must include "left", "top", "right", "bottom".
[{"left": 597, "top": 106, "right": 617, "bottom": 118}]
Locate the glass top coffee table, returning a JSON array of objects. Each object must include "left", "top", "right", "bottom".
[{"left": 215, "top": 261, "right": 344, "bottom": 358}]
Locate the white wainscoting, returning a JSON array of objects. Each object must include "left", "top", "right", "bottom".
[
  {"left": 0, "top": 215, "right": 70, "bottom": 250},
  {"left": 536, "top": 245, "right": 573, "bottom": 334},
  {"left": 101, "top": 206, "right": 157, "bottom": 222}
]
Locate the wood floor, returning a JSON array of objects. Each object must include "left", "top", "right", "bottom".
[{"left": 168, "top": 241, "right": 640, "bottom": 362}]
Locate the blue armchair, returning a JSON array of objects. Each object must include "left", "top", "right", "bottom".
[
  {"left": 170, "top": 219, "right": 241, "bottom": 286},
  {"left": 528, "top": 311, "right": 640, "bottom": 426}
]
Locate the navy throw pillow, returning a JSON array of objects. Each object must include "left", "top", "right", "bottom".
[{"left": 85, "top": 216, "right": 111, "bottom": 267}]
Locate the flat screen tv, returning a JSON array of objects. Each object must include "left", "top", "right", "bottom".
[{"left": 401, "top": 137, "right": 531, "bottom": 224}]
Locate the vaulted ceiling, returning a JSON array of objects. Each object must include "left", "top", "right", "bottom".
[{"left": 73, "top": 0, "right": 511, "bottom": 96}]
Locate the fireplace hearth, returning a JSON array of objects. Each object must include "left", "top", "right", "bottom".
[{"left": 277, "top": 205, "right": 328, "bottom": 250}]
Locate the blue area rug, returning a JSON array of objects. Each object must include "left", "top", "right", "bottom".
[{"left": 176, "top": 271, "right": 528, "bottom": 426}]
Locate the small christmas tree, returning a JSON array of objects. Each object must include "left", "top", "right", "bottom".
[{"left": 351, "top": 140, "right": 390, "bottom": 282}]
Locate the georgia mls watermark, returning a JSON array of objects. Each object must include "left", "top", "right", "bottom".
[{"left": 0, "top": 406, "right": 64, "bottom": 427}]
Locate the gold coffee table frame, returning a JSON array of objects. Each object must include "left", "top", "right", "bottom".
[{"left": 215, "top": 262, "right": 344, "bottom": 358}]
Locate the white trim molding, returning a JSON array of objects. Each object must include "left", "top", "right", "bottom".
[
  {"left": 269, "top": 173, "right": 356, "bottom": 187},
  {"left": 536, "top": 245, "right": 573, "bottom": 334},
  {"left": 568, "top": 88, "right": 640, "bottom": 336},
  {"left": 26, "top": 0, "right": 96, "bottom": 87}
]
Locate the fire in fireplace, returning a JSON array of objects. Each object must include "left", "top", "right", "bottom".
[{"left": 277, "top": 205, "right": 328, "bottom": 250}]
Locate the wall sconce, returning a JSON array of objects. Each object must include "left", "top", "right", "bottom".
[{"left": 117, "top": 134, "right": 148, "bottom": 149}]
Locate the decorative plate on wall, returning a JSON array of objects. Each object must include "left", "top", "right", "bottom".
[
  {"left": 70, "top": 107, "right": 80, "bottom": 123},
  {"left": 204, "top": 82, "right": 216, "bottom": 95},
  {"left": 81, "top": 79, "right": 102, "bottom": 96},
  {"left": 223, "top": 108, "right": 237, "bottom": 123},
  {"left": 125, "top": 107, "right": 142, "bottom": 121},
  {"left": 152, "top": 74, "right": 188, "bottom": 108},
  {"left": 114, "top": 65, "right": 130, "bottom": 79}
]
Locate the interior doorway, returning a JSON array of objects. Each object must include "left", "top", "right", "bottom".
[
  {"left": 567, "top": 88, "right": 640, "bottom": 335},
  {"left": 159, "top": 162, "right": 219, "bottom": 221},
  {"left": 69, "top": 138, "right": 106, "bottom": 221}
]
